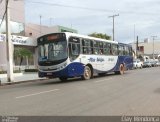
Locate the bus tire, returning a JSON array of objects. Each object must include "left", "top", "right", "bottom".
[
  {"left": 119, "top": 64, "right": 124, "bottom": 75},
  {"left": 115, "top": 64, "right": 124, "bottom": 75},
  {"left": 59, "top": 77, "right": 68, "bottom": 81},
  {"left": 82, "top": 66, "right": 92, "bottom": 80}
]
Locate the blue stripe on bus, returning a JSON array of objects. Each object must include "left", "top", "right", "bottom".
[
  {"left": 114, "top": 56, "right": 133, "bottom": 71},
  {"left": 39, "top": 62, "right": 84, "bottom": 78}
]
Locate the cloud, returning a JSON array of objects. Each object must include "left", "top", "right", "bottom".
[{"left": 25, "top": 0, "right": 160, "bottom": 43}]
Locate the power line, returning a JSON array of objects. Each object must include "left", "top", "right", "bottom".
[
  {"left": 0, "top": 11, "right": 6, "bottom": 29},
  {"left": 0, "top": 0, "right": 3, "bottom": 4},
  {"left": 26, "top": 1, "right": 159, "bottom": 16},
  {"left": 0, "top": 0, "right": 9, "bottom": 29},
  {"left": 26, "top": 1, "right": 118, "bottom": 13}
]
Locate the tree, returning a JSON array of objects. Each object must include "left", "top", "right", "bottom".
[
  {"left": 88, "top": 32, "right": 111, "bottom": 40},
  {"left": 14, "top": 47, "right": 32, "bottom": 71}
]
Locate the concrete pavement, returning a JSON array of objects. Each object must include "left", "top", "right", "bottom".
[
  {"left": 0, "top": 67, "right": 160, "bottom": 115},
  {"left": 0, "top": 72, "right": 45, "bottom": 85}
]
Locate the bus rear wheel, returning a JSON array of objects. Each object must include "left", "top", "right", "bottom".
[
  {"left": 115, "top": 64, "right": 124, "bottom": 75},
  {"left": 82, "top": 66, "right": 92, "bottom": 80},
  {"left": 119, "top": 64, "right": 124, "bottom": 75},
  {"left": 59, "top": 77, "right": 68, "bottom": 81}
]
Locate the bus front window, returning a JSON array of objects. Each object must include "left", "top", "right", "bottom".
[{"left": 38, "top": 40, "right": 67, "bottom": 63}]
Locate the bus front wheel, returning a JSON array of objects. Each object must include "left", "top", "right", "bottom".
[{"left": 82, "top": 66, "right": 92, "bottom": 80}]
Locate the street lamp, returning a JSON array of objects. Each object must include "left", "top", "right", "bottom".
[{"left": 108, "top": 14, "right": 119, "bottom": 41}]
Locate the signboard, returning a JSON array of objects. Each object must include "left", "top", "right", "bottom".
[
  {"left": 0, "top": 34, "right": 5, "bottom": 42},
  {"left": 0, "top": 34, "right": 37, "bottom": 46}
]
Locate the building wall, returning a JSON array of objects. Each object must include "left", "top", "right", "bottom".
[
  {"left": 25, "top": 24, "right": 78, "bottom": 39},
  {"left": 0, "top": 0, "right": 25, "bottom": 36},
  {"left": 0, "top": 0, "right": 25, "bottom": 23},
  {"left": 131, "top": 41, "right": 160, "bottom": 57},
  {"left": 0, "top": 34, "right": 37, "bottom": 71},
  {"left": 0, "top": 42, "right": 7, "bottom": 67},
  {"left": 25, "top": 23, "right": 59, "bottom": 39}
]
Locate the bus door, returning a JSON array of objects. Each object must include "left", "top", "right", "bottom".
[{"left": 69, "top": 37, "right": 80, "bottom": 62}]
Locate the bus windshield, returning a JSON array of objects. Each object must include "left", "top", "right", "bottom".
[{"left": 38, "top": 40, "right": 67, "bottom": 63}]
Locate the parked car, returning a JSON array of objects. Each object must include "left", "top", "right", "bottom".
[
  {"left": 150, "top": 59, "right": 160, "bottom": 67},
  {"left": 150, "top": 60, "right": 156, "bottom": 67},
  {"left": 155, "top": 61, "right": 160, "bottom": 66},
  {"left": 133, "top": 59, "right": 143, "bottom": 69},
  {"left": 143, "top": 61, "right": 152, "bottom": 68}
]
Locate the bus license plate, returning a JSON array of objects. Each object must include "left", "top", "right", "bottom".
[{"left": 47, "top": 73, "right": 52, "bottom": 75}]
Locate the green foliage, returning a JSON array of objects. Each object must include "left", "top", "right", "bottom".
[
  {"left": 24, "top": 69, "right": 38, "bottom": 72},
  {"left": 0, "top": 71, "right": 7, "bottom": 74},
  {"left": 88, "top": 32, "right": 111, "bottom": 40},
  {"left": 14, "top": 47, "right": 33, "bottom": 70},
  {"left": 14, "top": 47, "right": 32, "bottom": 58},
  {"left": 0, "top": 70, "right": 21, "bottom": 74}
]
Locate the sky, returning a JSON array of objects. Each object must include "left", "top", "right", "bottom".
[{"left": 25, "top": 0, "right": 160, "bottom": 43}]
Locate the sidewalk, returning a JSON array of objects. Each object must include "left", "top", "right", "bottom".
[{"left": 0, "top": 72, "right": 46, "bottom": 85}]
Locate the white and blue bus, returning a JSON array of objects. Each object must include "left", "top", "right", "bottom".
[{"left": 37, "top": 32, "right": 133, "bottom": 81}]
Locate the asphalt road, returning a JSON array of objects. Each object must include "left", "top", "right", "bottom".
[{"left": 0, "top": 67, "right": 160, "bottom": 116}]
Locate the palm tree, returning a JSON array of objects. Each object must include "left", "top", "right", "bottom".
[{"left": 14, "top": 47, "right": 32, "bottom": 71}]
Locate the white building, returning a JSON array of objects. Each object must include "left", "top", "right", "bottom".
[{"left": 131, "top": 39, "right": 160, "bottom": 60}]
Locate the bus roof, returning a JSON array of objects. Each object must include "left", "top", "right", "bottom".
[
  {"left": 64, "top": 32, "right": 118, "bottom": 44},
  {"left": 38, "top": 32, "right": 131, "bottom": 46}
]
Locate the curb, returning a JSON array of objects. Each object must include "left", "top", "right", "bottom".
[{"left": 0, "top": 78, "right": 46, "bottom": 86}]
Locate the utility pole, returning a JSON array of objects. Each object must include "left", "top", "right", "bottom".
[
  {"left": 40, "top": 15, "right": 42, "bottom": 36},
  {"left": 151, "top": 36, "right": 157, "bottom": 59},
  {"left": 108, "top": 14, "right": 119, "bottom": 41},
  {"left": 136, "top": 36, "right": 139, "bottom": 58},
  {"left": 6, "top": 0, "right": 14, "bottom": 82},
  {"left": 134, "top": 24, "right": 136, "bottom": 43},
  {"left": 50, "top": 18, "right": 53, "bottom": 26}
]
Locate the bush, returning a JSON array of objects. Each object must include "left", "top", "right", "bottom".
[
  {"left": 0, "top": 71, "right": 7, "bottom": 74},
  {"left": 24, "top": 69, "right": 38, "bottom": 72},
  {"left": 14, "top": 70, "right": 22, "bottom": 73},
  {"left": 0, "top": 70, "right": 21, "bottom": 74}
]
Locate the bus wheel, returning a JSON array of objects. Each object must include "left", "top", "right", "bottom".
[
  {"left": 59, "top": 77, "right": 68, "bottom": 81},
  {"left": 119, "top": 64, "right": 124, "bottom": 75},
  {"left": 115, "top": 64, "right": 124, "bottom": 75},
  {"left": 82, "top": 66, "right": 92, "bottom": 80}
]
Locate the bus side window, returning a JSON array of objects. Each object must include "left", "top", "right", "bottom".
[
  {"left": 124, "top": 46, "right": 129, "bottom": 55},
  {"left": 103, "top": 42, "right": 111, "bottom": 55},
  {"left": 99, "top": 42, "right": 103, "bottom": 55},
  {"left": 82, "top": 39, "right": 93, "bottom": 54},
  {"left": 129, "top": 47, "right": 133, "bottom": 56},
  {"left": 118, "top": 45, "right": 124, "bottom": 56},
  {"left": 93, "top": 41, "right": 99, "bottom": 54},
  {"left": 112, "top": 44, "right": 118, "bottom": 55}
]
